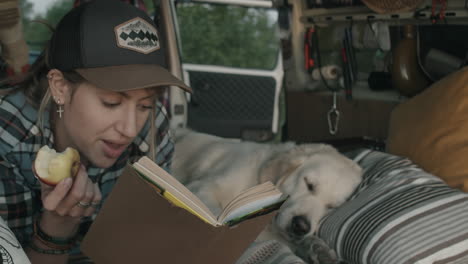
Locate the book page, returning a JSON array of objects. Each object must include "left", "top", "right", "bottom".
[
  {"left": 221, "top": 193, "right": 285, "bottom": 224},
  {"left": 137, "top": 171, "right": 214, "bottom": 225},
  {"left": 133, "top": 158, "right": 218, "bottom": 225},
  {"left": 217, "top": 181, "right": 285, "bottom": 224},
  {"left": 218, "top": 182, "right": 277, "bottom": 221},
  {"left": 223, "top": 198, "right": 286, "bottom": 227},
  {"left": 224, "top": 182, "right": 276, "bottom": 209}
]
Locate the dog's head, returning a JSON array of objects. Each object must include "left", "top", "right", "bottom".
[{"left": 259, "top": 144, "right": 362, "bottom": 244}]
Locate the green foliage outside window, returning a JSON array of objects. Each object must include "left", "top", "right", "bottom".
[
  {"left": 176, "top": 3, "right": 280, "bottom": 70},
  {"left": 21, "top": 0, "right": 72, "bottom": 51},
  {"left": 20, "top": 0, "right": 155, "bottom": 52},
  {"left": 19, "top": 0, "right": 279, "bottom": 70}
]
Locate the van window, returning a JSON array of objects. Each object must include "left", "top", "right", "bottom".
[
  {"left": 21, "top": 0, "right": 73, "bottom": 52},
  {"left": 175, "top": 2, "right": 280, "bottom": 70}
]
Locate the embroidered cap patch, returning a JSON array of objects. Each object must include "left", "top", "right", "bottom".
[{"left": 114, "top": 17, "right": 160, "bottom": 54}]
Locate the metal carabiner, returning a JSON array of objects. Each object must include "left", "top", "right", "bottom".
[{"left": 327, "top": 92, "right": 340, "bottom": 135}]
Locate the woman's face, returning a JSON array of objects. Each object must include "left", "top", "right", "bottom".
[{"left": 57, "top": 81, "right": 156, "bottom": 168}]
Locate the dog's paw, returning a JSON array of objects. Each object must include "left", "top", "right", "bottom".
[{"left": 294, "top": 236, "right": 344, "bottom": 264}]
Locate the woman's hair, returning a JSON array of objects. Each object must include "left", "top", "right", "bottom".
[{"left": 1, "top": 42, "right": 86, "bottom": 125}]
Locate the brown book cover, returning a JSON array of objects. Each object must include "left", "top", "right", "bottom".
[{"left": 80, "top": 165, "right": 275, "bottom": 264}]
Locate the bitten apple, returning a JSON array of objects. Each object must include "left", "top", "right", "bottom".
[{"left": 33, "top": 146, "right": 80, "bottom": 186}]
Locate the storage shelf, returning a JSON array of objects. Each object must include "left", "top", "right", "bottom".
[
  {"left": 299, "top": 4, "right": 468, "bottom": 25},
  {"left": 311, "top": 81, "right": 404, "bottom": 103}
]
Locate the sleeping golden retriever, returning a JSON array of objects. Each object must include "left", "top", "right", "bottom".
[{"left": 171, "top": 128, "right": 362, "bottom": 263}]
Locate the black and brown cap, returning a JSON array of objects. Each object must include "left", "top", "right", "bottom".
[{"left": 48, "top": 0, "right": 191, "bottom": 93}]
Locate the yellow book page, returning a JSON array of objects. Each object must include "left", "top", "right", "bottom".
[
  {"left": 136, "top": 158, "right": 215, "bottom": 219},
  {"left": 133, "top": 162, "right": 218, "bottom": 226},
  {"left": 162, "top": 190, "right": 213, "bottom": 225},
  {"left": 144, "top": 183, "right": 212, "bottom": 224}
]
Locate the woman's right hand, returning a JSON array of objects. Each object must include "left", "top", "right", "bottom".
[{"left": 39, "top": 164, "right": 102, "bottom": 236}]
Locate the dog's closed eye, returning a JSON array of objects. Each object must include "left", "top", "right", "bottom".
[{"left": 304, "top": 178, "right": 315, "bottom": 192}]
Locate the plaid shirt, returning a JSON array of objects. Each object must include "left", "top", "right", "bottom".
[{"left": 0, "top": 91, "right": 174, "bottom": 252}]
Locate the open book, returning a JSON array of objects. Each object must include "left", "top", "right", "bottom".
[
  {"left": 133, "top": 156, "right": 287, "bottom": 226},
  {"left": 81, "top": 157, "right": 286, "bottom": 264}
]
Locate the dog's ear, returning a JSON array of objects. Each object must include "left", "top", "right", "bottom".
[
  {"left": 258, "top": 144, "right": 335, "bottom": 185},
  {"left": 258, "top": 151, "right": 305, "bottom": 184}
]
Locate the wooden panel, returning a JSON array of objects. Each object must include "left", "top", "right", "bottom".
[{"left": 286, "top": 91, "right": 399, "bottom": 143}]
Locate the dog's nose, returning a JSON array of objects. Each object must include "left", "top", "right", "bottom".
[{"left": 291, "top": 215, "right": 310, "bottom": 236}]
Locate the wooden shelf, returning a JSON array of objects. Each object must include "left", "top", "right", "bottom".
[
  {"left": 301, "top": 6, "right": 371, "bottom": 18},
  {"left": 310, "top": 81, "right": 404, "bottom": 103},
  {"left": 299, "top": 1, "right": 468, "bottom": 25},
  {"left": 286, "top": 90, "right": 400, "bottom": 142}
]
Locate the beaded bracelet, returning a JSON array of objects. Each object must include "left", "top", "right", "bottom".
[
  {"left": 34, "top": 235, "right": 74, "bottom": 251},
  {"left": 33, "top": 218, "right": 76, "bottom": 250},
  {"left": 29, "top": 241, "right": 71, "bottom": 255}
]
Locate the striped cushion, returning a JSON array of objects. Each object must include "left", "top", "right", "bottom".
[{"left": 318, "top": 149, "right": 468, "bottom": 264}]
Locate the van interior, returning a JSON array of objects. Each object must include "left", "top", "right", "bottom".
[
  {"left": 2, "top": 0, "right": 468, "bottom": 149},
  {"left": 1, "top": 0, "right": 468, "bottom": 263}
]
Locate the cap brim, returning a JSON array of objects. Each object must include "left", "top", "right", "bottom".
[{"left": 75, "top": 64, "right": 192, "bottom": 93}]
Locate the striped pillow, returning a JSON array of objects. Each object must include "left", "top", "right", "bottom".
[{"left": 318, "top": 150, "right": 468, "bottom": 264}]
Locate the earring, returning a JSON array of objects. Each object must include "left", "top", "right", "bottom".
[
  {"left": 56, "top": 99, "right": 64, "bottom": 119},
  {"left": 47, "top": 75, "right": 52, "bottom": 80}
]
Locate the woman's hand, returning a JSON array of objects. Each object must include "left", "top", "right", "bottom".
[
  {"left": 26, "top": 164, "right": 102, "bottom": 264},
  {"left": 39, "top": 164, "right": 102, "bottom": 236}
]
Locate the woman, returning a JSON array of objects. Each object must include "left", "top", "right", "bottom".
[{"left": 0, "top": 0, "right": 191, "bottom": 263}]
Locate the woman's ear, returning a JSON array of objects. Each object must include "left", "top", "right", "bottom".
[{"left": 47, "top": 69, "right": 71, "bottom": 103}]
